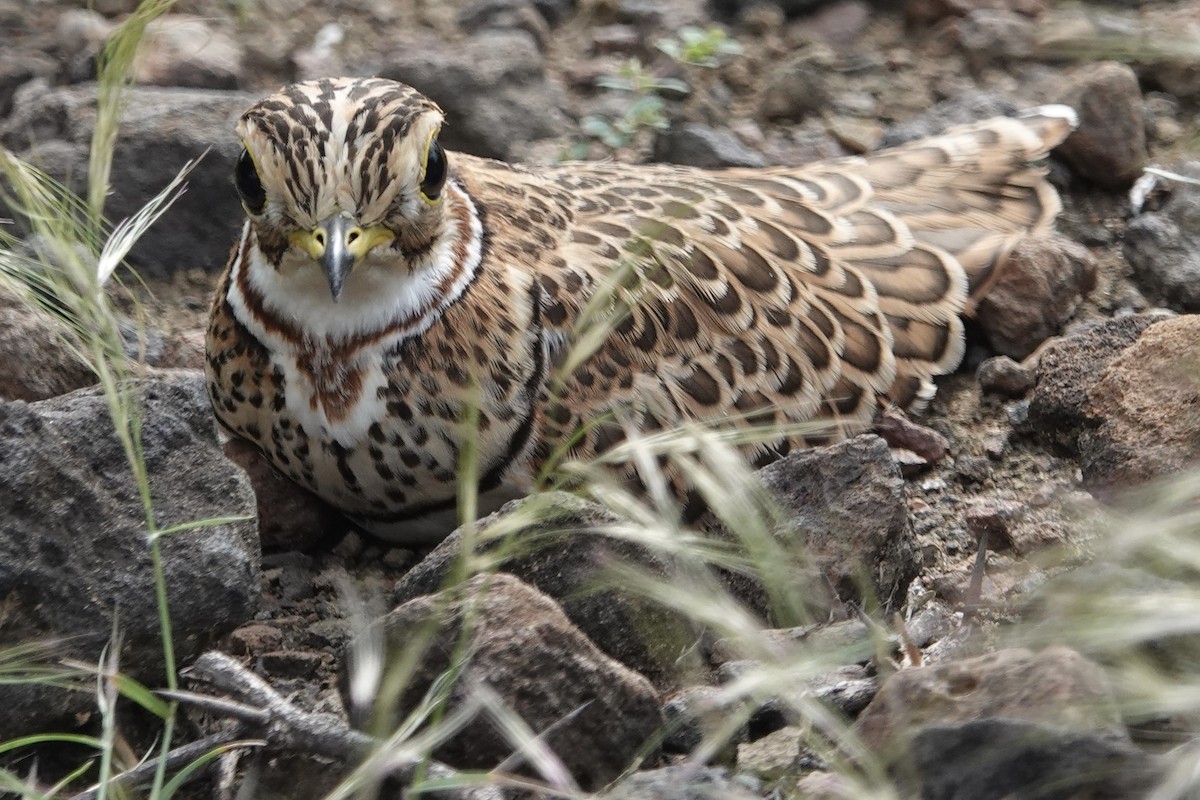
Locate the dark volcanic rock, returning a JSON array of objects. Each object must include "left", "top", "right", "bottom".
[
  {"left": 1027, "top": 313, "right": 1172, "bottom": 451},
  {"left": 354, "top": 573, "right": 662, "bottom": 791},
  {"left": 1, "top": 82, "right": 254, "bottom": 274},
  {"left": 0, "top": 371, "right": 260, "bottom": 739},
  {"left": 730, "top": 435, "right": 919, "bottom": 615},
  {"left": 1125, "top": 166, "right": 1200, "bottom": 312},
  {"left": 914, "top": 719, "right": 1157, "bottom": 800},
  {"left": 856, "top": 646, "right": 1123, "bottom": 757},
  {"left": 653, "top": 123, "right": 766, "bottom": 168},
  {"left": 1056, "top": 62, "right": 1146, "bottom": 190},
  {"left": 972, "top": 237, "right": 1097, "bottom": 361},
  {"left": 1080, "top": 315, "right": 1200, "bottom": 493},
  {"left": 391, "top": 493, "right": 702, "bottom": 690}
]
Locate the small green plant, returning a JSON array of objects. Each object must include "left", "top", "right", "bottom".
[
  {"left": 575, "top": 26, "right": 740, "bottom": 155},
  {"left": 656, "top": 25, "right": 743, "bottom": 68},
  {"left": 578, "top": 59, "right": 687, "bottom": 151}
]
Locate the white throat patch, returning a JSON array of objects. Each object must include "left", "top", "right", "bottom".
[{"left": 225, "top": 184, "right": 484, "bottom": 445}]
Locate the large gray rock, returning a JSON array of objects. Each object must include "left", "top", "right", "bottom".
[
  {"left": 380, "top": 29, "right": 570, "bottom": 160},
  {"left": 353, "top": 573, "right": 662, "bottom": 791},
  {"left": 1, "top": 82, "right": 256, "bottom": 275},
  {"left": 0, "top": 371, "right": 260, "bottom": 738}
]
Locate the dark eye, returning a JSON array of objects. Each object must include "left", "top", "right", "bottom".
[
  {"left": 420, "top": 139, "right": 447, "bottom": 201},
  {"left": 235, "top": 148, "right": 266, "bottom": 215}
]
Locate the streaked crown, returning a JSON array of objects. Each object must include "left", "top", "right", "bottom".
[{"left": 233, "top": 76, "right": 447, "bottom": 239}]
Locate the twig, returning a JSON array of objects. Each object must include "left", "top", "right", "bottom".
[
  {"left": 68, "top": 731, "right": 260, "bottom": 800},
  {"left": 963, "top": 529, "right": 989, "bottom": 624},
  {"left": 181, "top": 651, "right": 508, "bottom": 800}
]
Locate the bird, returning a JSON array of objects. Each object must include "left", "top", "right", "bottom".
[{"left": 205, "top": 76, "right": 1076, "bottom": 543}]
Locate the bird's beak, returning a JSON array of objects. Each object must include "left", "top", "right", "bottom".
[{"left": 290, "top": 215, "right": 395, "bottom": 302}]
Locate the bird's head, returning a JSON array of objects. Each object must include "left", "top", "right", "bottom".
[{"left": 233, "top": 77, "right": 448, "bottom": 301}]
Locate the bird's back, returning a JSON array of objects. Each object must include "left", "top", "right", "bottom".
[{"left": 453, "top": 107, "right": 1075, "bottom": 474}]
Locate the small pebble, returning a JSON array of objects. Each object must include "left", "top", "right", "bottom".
[{"left": 976, "top": 355, "right": 1035, "bottom": 397}]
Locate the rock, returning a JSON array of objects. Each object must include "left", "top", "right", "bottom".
[
  {"left": 711, "top": 618, "right": 876, "bottom": 665},
  {"left": 459, "top": 0, "right": 552, "bottom": 45},
  {"left": 591, "top": 24, "right": 643, "bottom": 56},
  {"left": 826, "top": 116, "right": 884, "bottom": 153},
  {"left": 973, "top": 237, "right": 1097, "bottom": 360},
  {"left": 1027, "top": 312, "right": 1172, "bottom": 451},
  {"left": 652, "top": 123, "right": 766, "bottom": 168},
  {"left": 914, "top": 719, "right": 1157, "bottom": 800},
  {"left": 722, "top": 435, "right": 918, "bottom": 616},
  {"left": 710, "top": 0, "right": 836, "bottom": 19},
  {"left": 603, "top": 765, "right": 760, "bottom": 799},
  {"left": 223, "top": 438, "right": 335, "bottom": 552},
  {"left": 1056, "top": 62, "right": 1146, "bottom": 190},
  {"left": 0, "top": 50, "right": 56, "bottom": 119},
  {"left": 390, "top": 493, "right": 701, "bottom": 689},
  {"left": 0, "top": 372, "right": 260, "bottom": 739},
  {"left": 905, "top": 0, "right": 1046, "bottom": 25},
  {"left": 131, "top": 15, "right": 244, "bottom": 89},
  {"left": 964, "top": 497, "right": 1025, "bottom": 551},
  {"left": 54, "top": 8, "right": 112, "bottom": 83},
  {"left": 226, "top": 622, "right": 286, "bottom": 656},
  {"left": 736, "top": 725, "right": 805, "bottom": 781},
  {"left": 1, "top": 82, "right": 256, "bottom": 275},
  {"left": 380, "top": 30, "right": 570, "bottom": 160},
  {"left": 719, "top": 660, "right": 877, "bottom": 719},
  {"left": 260, "top": 649, "right": 325, "bottom": 679},
  {"left": 791, "top": 1, "right": 871, "bottom": 47},
  {"left": 159, "top": 327, "right": 207, "bottom": 371},
  {"left": 758, "top": 58, "right": 830, "bottom": 123},
  {"left": 795, "top": 771, "right": 853, "bottom": 798},
  {"left": 953, "top": 454, "right": 991, "bottom": 484},
  {"left": 956, "top": 9, "right": 1036, "bottom": 71},
  {"left": 1125, "top": 168, "right": 1200, "bottom": 312},
  {"left": 354, "top": 573, "right": 662, "bottom": 791},
  {"left": 0, "top": 286, "right": 97, "bottom": 401},
  {"left": 531, "top": 0, "right": 576, "bottom": 25},
  {"left": 1080, "top": 315, "right": 1200, "bottom": 492},
  {"left": 975, "top": 355, "right": 1034, "bottom": 397},
  {"left": 662, "top": 685, "right": 747, "bottom": 754},
  {"left": 292, "top": 22, "right": 346, "bottom": 82},
  {"left": 880, "top": 90, "right": 1017, "bottom": 148},
  {"left": 855, "top": 646, "right": 1122, "bottom": 755}
]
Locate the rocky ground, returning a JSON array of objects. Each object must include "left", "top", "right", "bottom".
[{"left": 3, "top": 0, "right": 1200, "bottom": 798}]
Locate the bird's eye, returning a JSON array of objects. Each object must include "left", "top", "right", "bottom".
[
  {"left": 420, "top": 139, "right": 447, "bottom": 201},
  {"left": 235, "top": 148, "right": 266, "bottom": 215}
]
